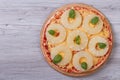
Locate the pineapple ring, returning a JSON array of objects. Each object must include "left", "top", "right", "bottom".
[
  {"left": 82, "top": 14, "right": 103, "bottom": 34},
  {"left": 73, "top": 51, "right": 93, "bottom": 71},
  {"left": 51, "top": 44, "right": 72, "bottom": 66},
  {"left": 61, "top": 9, "right": 82, "bottom": 29},
  {"left": 67, "top": 30, "right": 88, "bottom": 51},
  {"left": 88, "top": 36, "right": 109, "bottom": 57},
  {"left": 46, "top": 23, "right": 66, "bottom": 44}
]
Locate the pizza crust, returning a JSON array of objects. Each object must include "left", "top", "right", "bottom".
[{"left": 40, "top": 3, "right": 113, "bottom": 76}]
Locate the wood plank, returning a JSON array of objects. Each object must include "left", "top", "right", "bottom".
[{"left": 0, "top": 0, "right": 120, "bottom": 80}]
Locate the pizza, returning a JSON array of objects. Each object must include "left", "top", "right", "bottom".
[{"left": 40, "top": 3, "right": 113, "bottom": 76}]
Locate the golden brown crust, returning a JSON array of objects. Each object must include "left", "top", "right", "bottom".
[{"left": 40, "top": 3, "right": 113, "bottom": 76}]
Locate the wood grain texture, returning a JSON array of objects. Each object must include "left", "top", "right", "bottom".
[{"left": 0, "top": 0, "right": 120, "bottom": 80}]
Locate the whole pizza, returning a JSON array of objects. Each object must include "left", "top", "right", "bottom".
[{"left": 40, "top": 3, "right": 113, "bottom": 76}]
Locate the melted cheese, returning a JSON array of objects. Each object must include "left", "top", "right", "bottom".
[
  {"left": 89, "top": 23, "right": 96, "bottom": 28},
  {"left": 68, "top": 18, "right": 75, "bottom": 23},
  {"left": 79, "top": 57, "right": 87, "bottom": 63},
  {"left": 59, "top": 52, "right": 64, "bottom": 58},
  {"left": 67, "top": 62, "right": 73, "bottom": 69}
]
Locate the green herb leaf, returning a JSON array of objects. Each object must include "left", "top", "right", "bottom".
[
  {"left": 53, "top": 54, "right": 62, "bottom": 64},
  {"left": 74, "top": 35, "right": 81, "bottom": 45},
  {"left": 48, "top": 30, "right": 55, "bottom": 35},
  {"left": 69, "top": 9, "right": 76, "bottom": 19},
  {"left": 90, "top": 16, "right": 99, "bottom": 25},
  {"left": 98, "top": 43, "right": 107, "bottom": 49},
  {"left": 81, "top": 62, "right": 87, "bottom": 70}
]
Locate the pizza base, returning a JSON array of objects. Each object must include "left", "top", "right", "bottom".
[{"left": 40, "top": 3, "right": 113, "bottom": 76}]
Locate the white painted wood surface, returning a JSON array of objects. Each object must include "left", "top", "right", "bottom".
[{"left": 0, "top": 0, "right": 120, "bottom": 80}]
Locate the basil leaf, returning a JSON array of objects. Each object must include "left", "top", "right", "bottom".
[
  {"left": 98, "top": 43, "right": 107, "bottom": 49},
  {"left": 81, "top": 62, "right": 87, "bottom": 70},
  {"left": 90, "top": 17, "right": 99, "bottom": 25},
  {"left": 74, "top": 35, "right": 81, "bottom": 45},
  {"left": 53, "top": 54, "right": 62, "bottom": 64},
  {"left": 69, "top": 9, "right": 76, "bottom": 19},
  {"left": 48, "top": 30, "right": 55, "bottom": 35}
]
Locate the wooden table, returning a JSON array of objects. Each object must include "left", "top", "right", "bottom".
[{"left": 0, "top": 0, "right": 120, "bottom": 80}]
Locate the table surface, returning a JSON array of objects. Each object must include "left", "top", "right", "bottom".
[{"left": 0, "top": 0, "right": 120, "bottom": 80}]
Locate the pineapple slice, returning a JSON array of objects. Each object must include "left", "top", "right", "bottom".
[
  {"left": 82, "top": 14, "right": 103, "bottom": 34},
  {"left": 67, "top": 30, "right": 88, "bottom": 51},
  {"left": 46, "top": 23, "right": 66, "bottom": 44},
  {"left": 61, "top": 9, "right": 82, "bottom": 29},
  {"left": 88, "top": 36, "right": 109, "bottom": 56},
  {"left": 51, "top": 44, "right": 72, "bottom": 66},
  {"left": 72, "top": 51, "right": 93, "bottom": 71}
]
